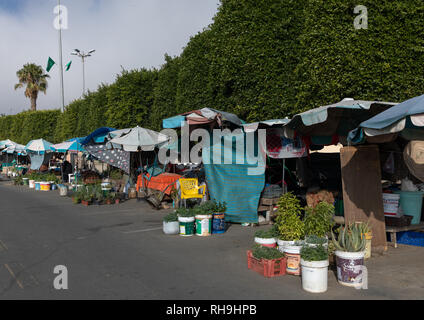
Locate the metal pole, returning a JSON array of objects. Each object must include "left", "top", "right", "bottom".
[
  {"left": 82, "top": 55, "right": 85, "bottom": 96},
  {"left": 58, "top": 0, "right": 65, "bottom": 112}
]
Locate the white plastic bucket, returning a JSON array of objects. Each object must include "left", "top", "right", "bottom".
[
  {"left": 59, "top": 185, "right": 68, "bottom": 196},
  {"left": 178, "top": 216, "right": 195, "bottom": 236},
  {"left": 277, "top": 239, "right": 295, "bottom": 252},
  {"left": 301, "top": 259, "right": 329, "bottom": 293},
  {"left": 255, "top": 237, "right": 277, "bottom": 248},
  {"left": 383, "top": 193, "right": 400, "bottom": 217},
  {"left": 195, "top": 214, "right": 212, "bottom": 236},
  {"left": 335, "top": 251, "right": 365, "bottom": 287},
  {"left": 29, "top": 180, "right": 35, "bottom": 189},
  {"left": 163, "top": 221, "right": 180, "bottom": 235}
]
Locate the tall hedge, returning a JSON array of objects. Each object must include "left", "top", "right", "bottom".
[{"left": 2, "top": 0, "right": 424, "bottom": 143}]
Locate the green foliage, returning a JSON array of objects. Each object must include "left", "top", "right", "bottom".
[
  {"left": 163, "top": 211, "right": 179, "bottom": 223},
  {"left": 176, "top": 207, "right": 196, "bottom": 217},
  {"left": 301, "top": 245, "right": 328, "bottom": 262},
  {"left": 305, "top": 235, "right": 328, "bottom": 245},
  {"left": 304, "top": 202, "right": 335, "bottom": 238},
  {"left": 252, "top": 244, "right": 285, "bottom": 260},
  {"left": 274, "top": 192, "right": 305, "bottom": 241},
  {"left": 254, "top": 225, "right": 279, "bottom": 239},
  {"left": 332, "top": 223, "right": 366, "bottom": 252}
]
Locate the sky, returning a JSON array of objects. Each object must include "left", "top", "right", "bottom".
[{"left": 0, "top": 0, "right": 220, "bottom": 115}]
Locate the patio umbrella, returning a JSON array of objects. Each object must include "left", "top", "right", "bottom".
[
  {"left": 282, "top": 98, "right": 397, "bottom": 145},
  {"left": 51, "top": 140, "right": 85, "bottom": 153},
  {"left": 108, "top": 126, "right": 170, "bottom": 152},
  {"left": 1, "top": 143, "right": 26, "bottom": 155},
  {"left": 0, "top": 139, "right": 17, "bottom": 149},
  {"left": 348, "top": 93, "right": 424, "bottom": 144},
  {"left": 25, "top": 139, "right": 54, "bottom": 154},
  {"left": 162, "top": 107, "right": 244, "bottom": 129}
]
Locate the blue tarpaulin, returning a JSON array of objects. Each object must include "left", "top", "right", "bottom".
[{"left": 202, "top": 132, "right": 265, "bottom": 224}]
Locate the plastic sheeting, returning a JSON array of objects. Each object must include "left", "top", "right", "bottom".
[{"left": 202, "top": 132, "right": 265, "bottom": 224}]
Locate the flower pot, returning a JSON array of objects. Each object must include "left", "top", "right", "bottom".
[
  {"left": 301, "top": 259, "right": 329, "bottom": 293},
  {"left": 115, "top": 199, "right": 120, "bottom": 204},
  {"left": 335, "top": 251, "right": 366, "bottom": 287},
  {"left": 22, "top": 178, "right": 29, "bottom": 186},
  {"left": 59, "top": 185, "right": 68, "bottom": 196},
  {"left": 163, "top": 221, "right": 180, "bottom": 235},
  {"left": 195, "top": 214, "right": 212, "bottom": 236},
  {"left": 212, "top": 212, "right": 226, "bottom": 234},
  {"left": 284, "top": 244, "right": 303, "bottom": 276},
  {"left": 255, "top": 237, "right": 277, "bottom": 248},
  {"left": 178, "top": 216, "right": 195, "bottom": 236},
  {"left": 81, "top": 200, "right": 91, "bottom": 206}
]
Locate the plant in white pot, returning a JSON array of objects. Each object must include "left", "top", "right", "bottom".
[
  {"left": 331, "top": 223, "right": 366, "bottom": 288},
  {"left": 177, "top": 207, "right": 196, "bottom": 236},
  {"left": 303, "top": 201, "right": 335, "bottom": 247},
  {"left": 163, "top": 211, "right": 179, "bottom": 235},
  {"left": 254, "top": 225, "right": 279, "bottom": 248},
  {"left": 300, "top": 244, "right": 329, "bottom": 293}
]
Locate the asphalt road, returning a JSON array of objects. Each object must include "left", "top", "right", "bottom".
[{"left": 0, "top": 180, "right": 423, "bottom": 300}]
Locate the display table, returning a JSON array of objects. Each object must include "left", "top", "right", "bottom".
[
  {"left": 386, "top": 223, "right": 424, "bottom": 248},
  {"left": 136, "top": 173, "right": 182, "bottom": 195}
]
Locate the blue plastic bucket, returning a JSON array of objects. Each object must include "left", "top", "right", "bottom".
[
  {"left": 212, "top": 212, "right": 226, "bottom": 234},
  {"left": 35, "top": 182, "right": 41, "bottom": 191},
  {"left": 394, "top": 191, "right": 424, "bottom": 225}
]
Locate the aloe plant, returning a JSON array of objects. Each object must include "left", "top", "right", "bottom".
[{"left": 331, "top": 223, "right": 366, "bottom": 252}]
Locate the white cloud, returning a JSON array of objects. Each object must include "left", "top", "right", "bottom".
[{"left": 0, "top": 0, "right": 219, "bottom": 114}]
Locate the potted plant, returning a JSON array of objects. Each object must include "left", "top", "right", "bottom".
[
  {"left": 105, "top": 192, "right": 116, "bottom": 205},
  {"left": 304, "top": 235, "right": 329, "bottom": 248},
  {"left": 274, "top": 192, "right": 305, "bottom": 251},
  {"left": 192, "top": 205, "right": 213, "bottom": 237},
  {"left": 176, "top": 207, "right": 196, "bottom": 236},
  {"left": 72, "top": 189, "right": 82, "bottom": 204},
  {"left": 332, "top": 223, "right": 366, "bottom": 288},
  {"left": 81, "top": 186, "right": 93, "bottom": 206},
  {"left": 212, "top": 200, "right": 227, "bottom": 234},
  {"left": 303, "top": 201, "right": 334, "bottom": 245},
  {"left": 163, "top": 211, "right": 179, "bottom": 235},
  {"left": 300, "top": 244, "right": 329, "bottom": 293},
  {"left": 356, "top": 221, "right": 372, "bottom": 259},
  {"left": 247, "top": 244, "right": 287, "bottom": 278},
  {"left": 254, "top": 225, "right": 279, "bottom": 248}
]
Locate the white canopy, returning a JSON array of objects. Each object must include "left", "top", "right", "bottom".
[{"left": 108, "top": 126, "right": 170, "bottom": 152}]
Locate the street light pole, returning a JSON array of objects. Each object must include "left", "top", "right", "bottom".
[
  {"left": 71, "top": 49, "right": 95, "bottom": 96},
  {"left": 58, "top": 0, "right": 65, "bottom": 112}
]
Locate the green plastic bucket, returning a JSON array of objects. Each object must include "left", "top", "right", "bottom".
[
  {"left": 22, "top": 178, "right": 29, "bottom": 186},
  {"left": 195, "top": 215, "right": 212, "bottom": 236},
  {"left": 394, "top": 191, "right": 424, "bottom": 225},
  {"left": 178, "top": 217, "right": 195, "bottom": 236}
]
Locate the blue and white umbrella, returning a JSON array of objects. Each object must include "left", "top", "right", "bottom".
[
  {"left": 0, "top": 139, "right": 17, "bottom": 149},
  {"left": 51, "top": 140, "right": 85, "bottom": 153},
  {"left": 25, "top": 139, "right": 54, "bottom": 154}
]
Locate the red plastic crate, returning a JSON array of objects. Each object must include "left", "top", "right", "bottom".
[{"left": 247, "top": 250, "right": 287, "bottom": 278}]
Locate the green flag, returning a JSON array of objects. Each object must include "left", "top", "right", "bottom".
[
  {"left": 46, "top": 57, "right": 55, "bottom": 72},
  {"left": 65, "top": 60, "right": 72, "bottom": 71}
]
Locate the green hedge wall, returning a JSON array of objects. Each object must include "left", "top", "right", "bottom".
[{"left": 1, "top": 0, "right": 424, "bottom": 143}]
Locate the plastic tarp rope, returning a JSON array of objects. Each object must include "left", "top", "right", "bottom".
[{"left": 202, "top": 132, "right": 265, "bottom": 224}]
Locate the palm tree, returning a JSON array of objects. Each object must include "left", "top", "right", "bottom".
[{"left": 14, "top": 63, "right": 50, "bottom": 111}]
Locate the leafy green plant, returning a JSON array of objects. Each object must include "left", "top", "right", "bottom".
[
  {"left": 331, "top": 223, "right": 366, "bottom": 252},
  {"left": 303, "top": 201, "right": 334, "bottom": 238},
  {"left": 255, "top": 225, "right": 279, "bottom": 239},
  {"left": 274, "top": 192, "right": 304, "bottom": 241},
  {"left": 163, "top": 211, "right": 178, "bottom": 223},
  {"left": 305, "top": 235, "right": 327, "bottom": 245},
  {"left": 301, "top": 245, "right": 328, "bottom": 262},
  {"left": 176, "top": 207, "right": 196, "bottom": 218},
  {"left": 252, "top": 244, "right": 285, "bottom": 260}
]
